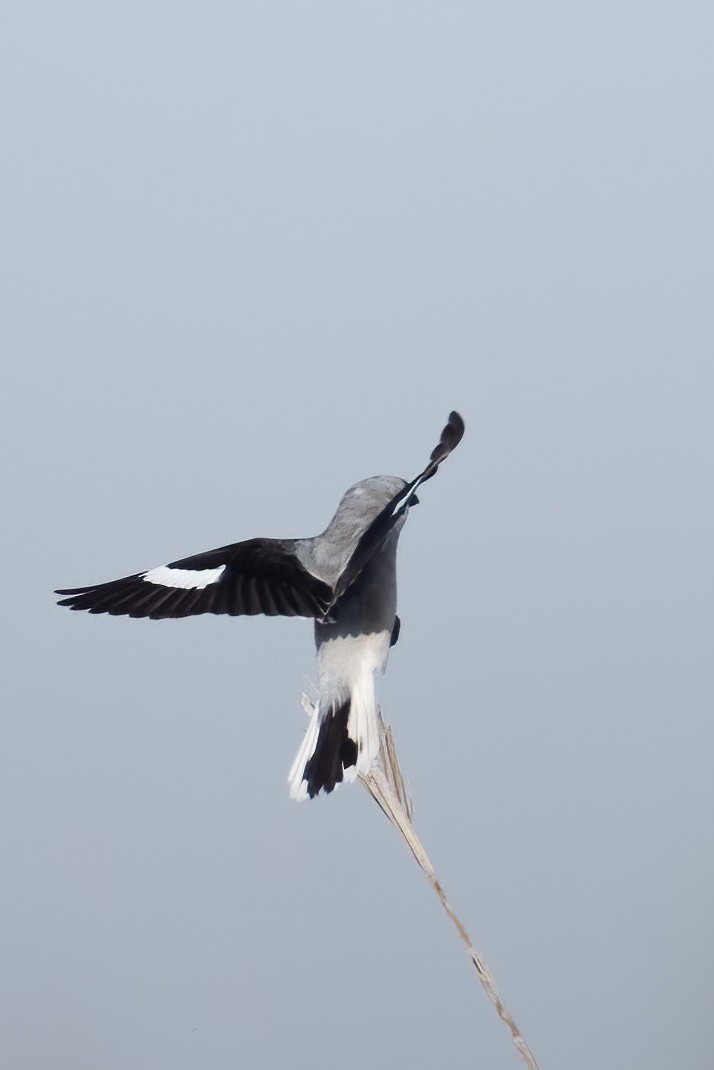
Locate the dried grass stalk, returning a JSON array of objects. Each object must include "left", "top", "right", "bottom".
[{"left": 359, "top": 707, "right": 539, "bottom": 1070}]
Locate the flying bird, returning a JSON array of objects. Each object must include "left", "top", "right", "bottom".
[{"left": 56, "top": 411, "right": 465, "bottom": 800}]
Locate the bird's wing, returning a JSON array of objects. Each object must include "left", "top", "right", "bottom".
[
  {"left": 56, "top": 537, "right": 333, "bottom": 620},
  {"left": 330, "top": 410, "right": 465, "bottom": 606}
]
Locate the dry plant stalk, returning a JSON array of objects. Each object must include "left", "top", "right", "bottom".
[{"left": 359, "top": 707, "right": 540, "bottom": 1070}]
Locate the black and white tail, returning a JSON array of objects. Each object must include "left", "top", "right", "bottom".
[
  {"left": 289, "top": 698, "right": 357, "bottom": 799},
  {"left": 288, "top": 684, "right": 382, "bottom": 801},
  {"left": 288, "top": 631, "right": 389, "bottom": 800}
]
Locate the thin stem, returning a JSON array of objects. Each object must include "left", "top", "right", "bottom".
[{"left": 360, "top": 719, "right": 539, "bottom": 1070}]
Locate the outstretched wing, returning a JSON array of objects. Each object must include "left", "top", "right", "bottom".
[
  {"left": 56, "top": 538, "right": 333, "bottom": 620},
  {"left": 331, "top": 410, "right": 465, "bottom": 605}
]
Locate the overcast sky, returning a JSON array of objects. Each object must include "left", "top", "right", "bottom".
[{"left": 2, "top": 4, "right": 713, "bottom": 1069}]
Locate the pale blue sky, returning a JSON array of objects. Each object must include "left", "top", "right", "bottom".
[{"left": 2, "top": 4, "right": 713, "bottom": 1069}]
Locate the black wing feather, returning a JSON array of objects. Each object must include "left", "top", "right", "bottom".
[
  {"left": 56, "top": 538, "right": 332, "bottom": 621},
  {"left": 331, "top": 410, "right": 465, "bottom": 605},
  {"left": 56, "top": 412, "right": 464, "bottom": 622}
]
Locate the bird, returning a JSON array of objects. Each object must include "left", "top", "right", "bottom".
[{"left": 56, "top": 411, "right": 465, "bottom": 800}]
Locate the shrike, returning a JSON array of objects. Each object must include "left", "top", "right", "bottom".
[{"left": 56, "top": 411, "right": 465, "bottom": 799}]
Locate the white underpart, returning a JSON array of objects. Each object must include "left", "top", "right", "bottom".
[
  {"left": 141, "top": 564, "right": 226, "bottom": 590},
  {"left": 288, "top": 630, "right": 391, "bottom": 800}
]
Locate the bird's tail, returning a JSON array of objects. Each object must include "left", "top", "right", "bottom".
[{"left": 288, "top": 683, "right": 380, "bottom": 801}]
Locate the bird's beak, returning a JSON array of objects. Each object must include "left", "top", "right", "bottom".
[{"left": 409, "top": 494, "right": 420, "bottom": 507}]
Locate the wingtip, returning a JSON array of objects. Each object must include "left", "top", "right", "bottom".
[
  {"left": 445, "top": 410, "right": 465, "bottom": 449},
  {"left": 55, "top": 586, "right": 89, "bottom": 610},
  {"left": 429, "top": 409, "right": 466, "bottom": 466},
  {"left": 447, "top": 409, "right": 465, "bottom": 437}
]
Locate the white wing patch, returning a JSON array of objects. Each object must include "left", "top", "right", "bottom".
[{"left": 141, "top": 564, "right": 226, "bottom": 590}]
